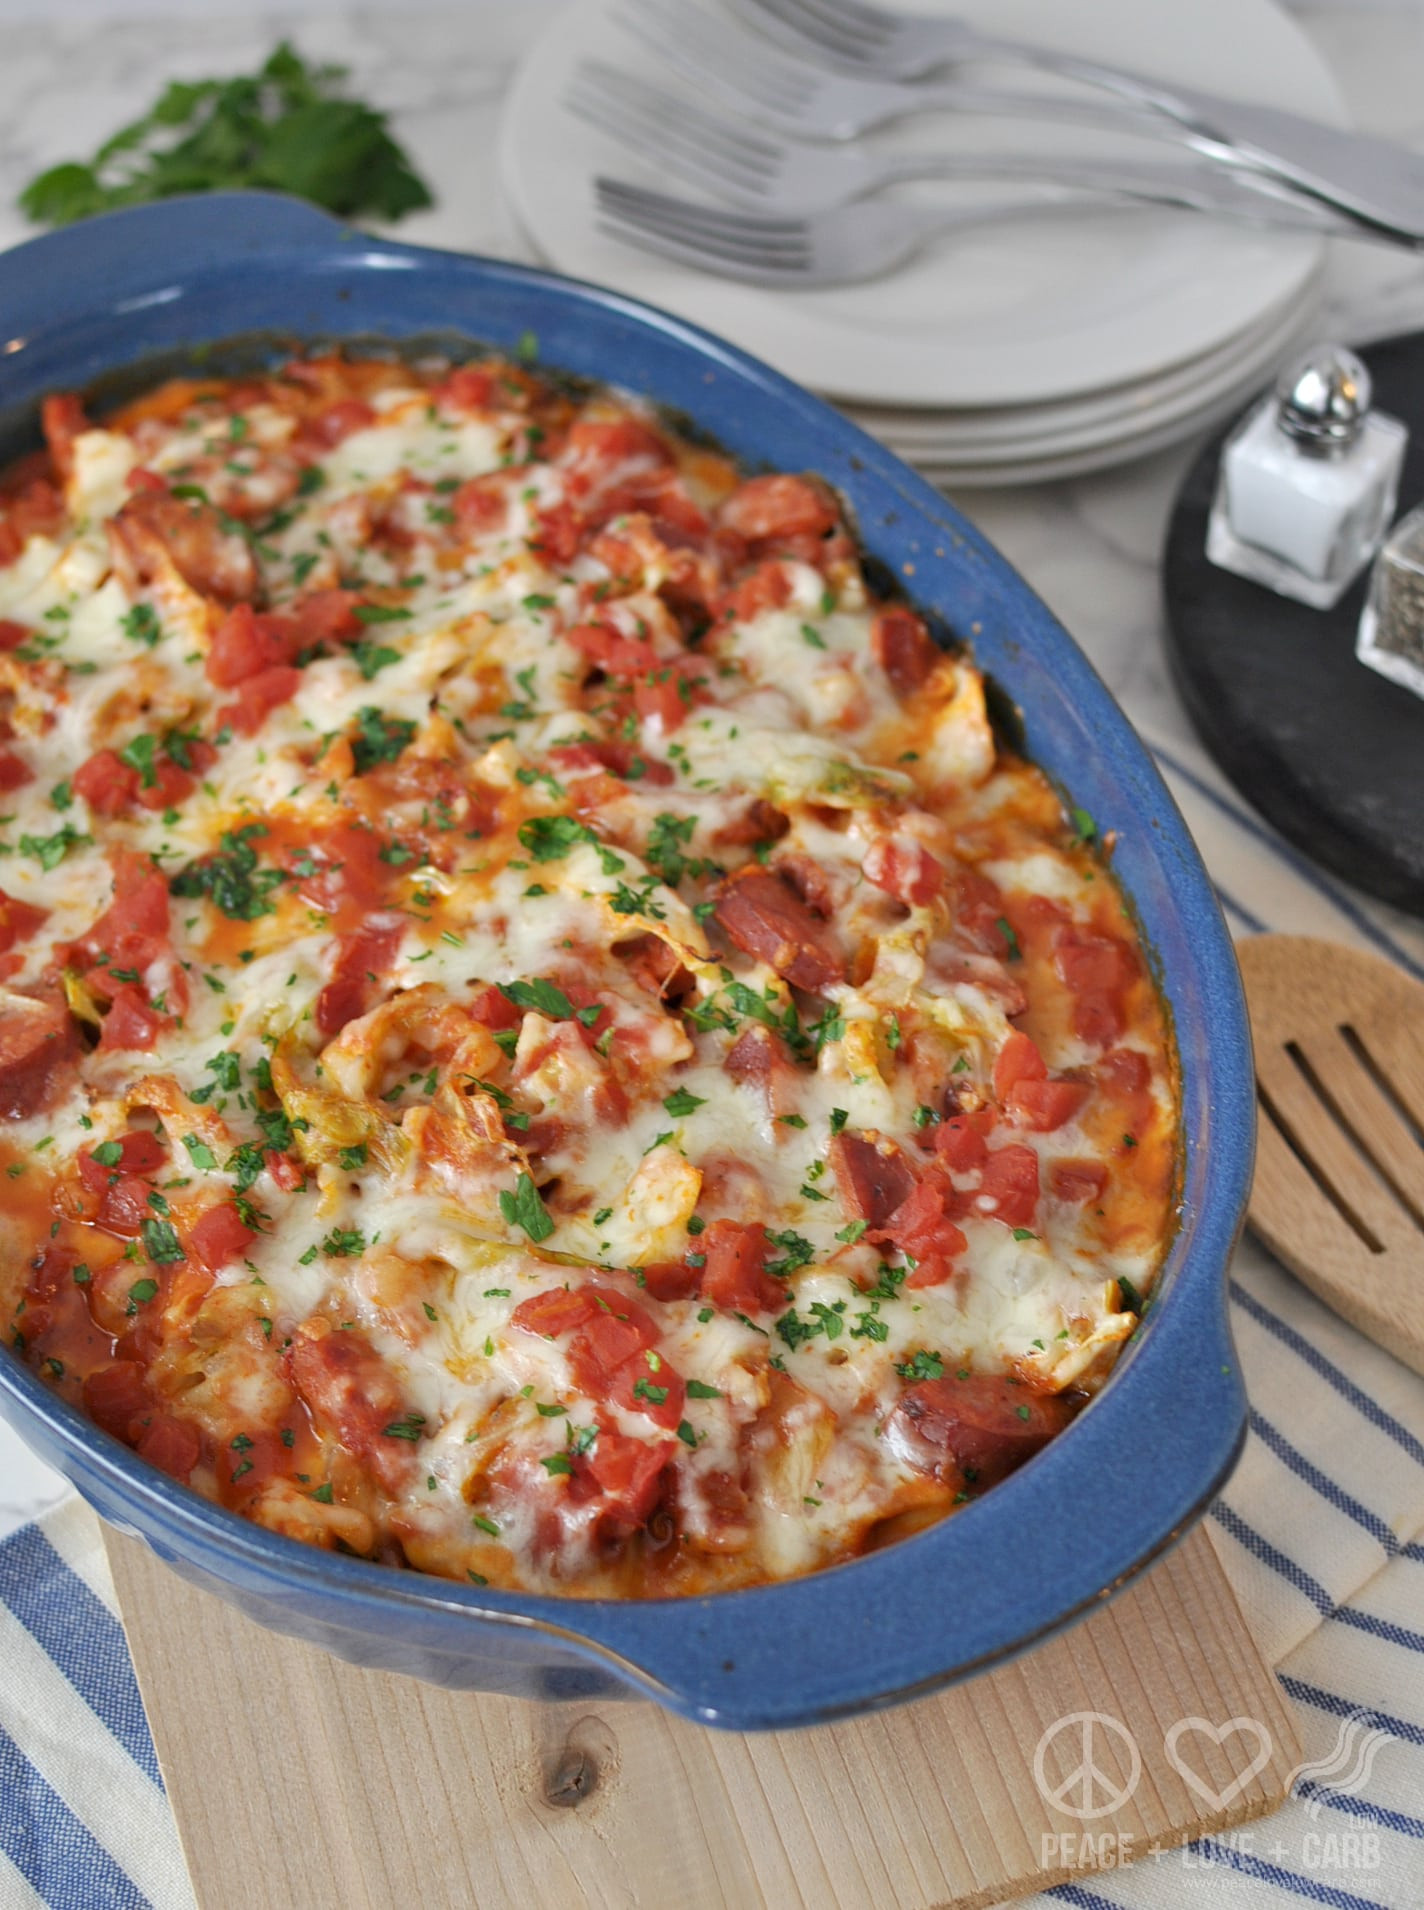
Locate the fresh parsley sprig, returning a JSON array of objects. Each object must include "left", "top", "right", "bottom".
[{"left": 19, "top": 43, "right": 432, "bottom": 228}]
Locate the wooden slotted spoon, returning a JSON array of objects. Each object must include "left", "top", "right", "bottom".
[{"left": 1238, "top": 935, "right": 1424, "bottom": 1377}]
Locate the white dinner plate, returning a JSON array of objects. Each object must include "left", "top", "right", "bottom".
[
  {"left": 852, "top": 275, "right": 1320, "bottom": 461},
  {"left": 844, "top": 287, "right": 1311, "bottom": 451},
  {"left": 500, "top": 0, "right": 1345, "bottom": 409}
]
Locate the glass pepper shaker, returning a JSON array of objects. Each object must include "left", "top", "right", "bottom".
[
  {"left": 1357, "top": 502, "right": 1424, "bottom": 697},
  {"left": 1206, "top": 345, "right": 1407, "bottom": 609}
]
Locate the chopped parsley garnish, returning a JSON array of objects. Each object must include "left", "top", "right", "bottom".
[
  {"left": 139, "top": 1219, "right": 184, "bottom": 1264},
  {"left": 662, "top": 1088, "right": 705, "bottom": 1118},
  {"left": 18, "top": 43, "right": 433, "bottom": 230},
  {"left": 517, "top": 815, "right": 595, "bottom": 863},
  {"left": 353, "top": 640, "right": 401, "bottom": 680},
  {"left": 540, "top": 1452, "right": 574, "bottom": 1475},
  {"left": 20, "top": 824, "right": 91, "bottom": 871},
  {"left": 382, "top": 1413, "right": 427, "bottom": 1441},
  {"left": 337, "top": 1144, "right": 368, "bottom": 1170},
  {"left": 685, "top": 1379, "right": 721, "bottom": 1399},
  {"left": 997, "top": 916, "right": 1022, "bottom": 961},
  {"left": 895, "top": 1350, "right": 945, "bottom": 1381},
  {"left": 170, "top": 823, "right": 288, "bottom": 920},
  {"left": 1117, "top": 1275, "right": 1144, "bottom": 1314},
  {"left": 498, "top": 977, "right": 574, "bottom": 1019},
  {"left": 181, "top": 1134, "right": 218, "bottom": 1170},
  {"left": 1070, "top": 806, "right": 1098, "bottom": 845},
  {"left": 498, "top": 1171, "right": 554, "bottom": 1243},
  {"left": 353, "top": 603, "right": 411, "bottom": 625},
  {"left": 120, "top": 603, "right": 161, "bottom": 648},
  {"left": 320, "top": 1227, "right": 366, "bottom": 1257},
  {"left": 350, "top": 705, "right": 417, "bottom": 773}
]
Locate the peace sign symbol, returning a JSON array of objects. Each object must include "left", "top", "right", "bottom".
[{"left": 1033, "top": 1712, "right": 1142, "bottom": 1822}]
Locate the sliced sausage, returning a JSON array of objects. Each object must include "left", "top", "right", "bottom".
[
  {"left": 0, "top": 993, "right": 77, "bottom": 1119},
  {"left": 713, "top": 866, "right": 846, "bottom": 993},
  {"left": 829, "top": 1131, "right": 916, "bottom": 1227},
  {"left": 885, "top": 1374, "right": 1074, "bottom": 1489},
  {"left": 872, "top": 607, "right": 939, "bottom": 697},
  {"left": 108, "top": 489, "right": 257, "bottom": 603}
]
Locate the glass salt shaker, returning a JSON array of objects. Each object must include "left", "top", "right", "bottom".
[
  {"left": 1357, "top": 502, "right": 1424, "bottom": 697},
  {"left": 1206, "top": 345, "right": 1407, "bottom": 609}
]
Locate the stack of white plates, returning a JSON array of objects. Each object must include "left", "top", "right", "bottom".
[{"left": 499, "top": 0, "right": 1347, "bottom": 487}]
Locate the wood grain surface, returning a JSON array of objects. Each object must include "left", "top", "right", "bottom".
[
  {"left": 107, "top": 1522, "right": 1301, "bottom": 1910},
  {"left": 1241, "top": 934, "right": 1424, "bottom": 1376}
]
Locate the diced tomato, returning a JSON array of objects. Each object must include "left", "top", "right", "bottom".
[
  {"left": 292, "top": 588, "right": 363, "bottom": 644},
  {"left": 975, "top": 1145, "right": 1040, "bottom": 1229},
  {"left": 206, "top": 602, "right": 300, "bottom": 686},
  {"left": 933, "top": 1114, "right": 989, "bottom": 1175},
  {"left": 93, "top": 1173, "right": 155, "bottom": 1236},
  {"left": 467, "top": 983, "right": 524, "bottom": 1032},
  {"left": 547, "top": 739, "right": 674, "bottom": 787},
  {"left": 1055, "top": 929, "right": 1136, "bottom": 1049},
  {"left": 0, "top": 887, "right": 46, "bottom": 956},
  {"left": 873, "top": 1177, "right": 968, "bottom": 1269},
  {"left": 134, "top": 758, "right": 196, "bottom": 812},
  {"left": 581, "top": 1428, "right": 672, "bottom": 1526},
  {"left": 135, "top": 1414, "right": 202, "bottom": 1482},
  {"left": 632, "top": 668, "right": 695, "bottom": 733},
  {"left": 993, "top": 1030, "right": 1046, "bottom": 1101},
  {"left": 41, "top": 392, "right": 89, "bottom": 480},
  {"left": 452, "top": 475, "right": 507, "bottom": 535},
  {"left": 73, "top": 749, "right": 139, "bottom": 816},
  {"left": 187, "top": 1202, "right": 257, "bottom": 1274},
  {"left": 565, "top": 418, "right": 674, "bottom": 493},
  {"left": 608, "top": 1349, "right": 686, "bottom": 1430},
  {"left": 863, "top": 836, "right": 943, "bottom": 908},
  {"left": 719, "top": 474, "right": 836, "bottom": 543},
  {"left": 532, "top": 501, "right": 582, "bottom": 565},
  {"left": 1009, "top": 1078, "right": 1090, "bottom": 1132},
  {"left": 216, "top": 664, "right": 301, "bottom": 736},
  {"left": 698, "top": 1219, "right": 787, "bottom": 1315},
  {"left": 1050, "top": 1159, "right": 1109, "bottom": 1204},
  {"left": 564, "top": 621, "right": 659, "bottom": 679},
  {"left": 871, "top": 606, "right": 939, "bottom": 696},
  {"left": 512, "top": 1287, "right": 598, "bottom": 1340},
  {"left": 78, "top": 1129, "right": 166, "bottom": 1193},
  {"left": 950, "top": 867, "right": 1010, "bottom": 954},
  {"left": 437, "top": 365, "right": 499, "bottom": 413},
  {"left": 639, "top": 1261, "right": 700, "bottom": 1302},
  {"left": 0, "top": 620, "right": 32, "bottom": 651},
  {"left": 99, "top": 984, "right": 166, "bottom": 1050},
  {"left": 82, "top": 1361, "right": 151, "bottom": 1442},
  {"left": 568, "top": 1303, "right": 660, "bottom": 1397},
  {"left": 718, "top": 559, "right": 791, "bottom": 622},
  {"left": 265, "top": 1150, "right": 305, "bottom": 1193},
  {"left": 314, "top": 917, "right": 404, "bottom": 1037},
  {"left": 0, "top": 751, "right": 31, "bottom": 793},
  {"left": 125, "top": 466, "right": 168, "bottom": 495},
  {"left": 311, "top": 399, "right": 376, "bottom": 446},
  {"left": 887, "top": 1373, "right": 1074, "bottom": 1487}
]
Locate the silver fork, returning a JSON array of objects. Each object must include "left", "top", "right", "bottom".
[
  {"left": 618, "top": 0, "right": 1424, "bottom": 246},
  {"left": 569, "top": 61, "right": 1350, "bottom": 225},
  {"left": 594, "top": 179, "right": 1336, "bottom": 288}
]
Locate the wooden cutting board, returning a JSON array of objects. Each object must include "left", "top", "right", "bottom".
[{"left": 106, "top": 1521, "right": 1300, "bottom": 1910}]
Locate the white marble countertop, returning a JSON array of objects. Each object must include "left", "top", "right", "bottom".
[{"left": 1, "top": 0, "right": 1422, "bottom": 1539}]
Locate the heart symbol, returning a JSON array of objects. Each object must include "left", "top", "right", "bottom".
[{"left": 1165, "top": 1716, "right": 1274, "bottom": 1811}]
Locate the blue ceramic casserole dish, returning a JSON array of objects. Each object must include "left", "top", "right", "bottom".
[{"left": 0, "top": 192, "right": 1251, "bottom": 1732}]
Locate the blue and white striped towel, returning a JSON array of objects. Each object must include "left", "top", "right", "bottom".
[{"left": 0, "top": 724, "right": 1421, "bottom": 1910}]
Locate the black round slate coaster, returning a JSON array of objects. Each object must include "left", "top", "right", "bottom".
[{"left": 1163, "top": 331, "right": 1424, "bottom": 918}]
